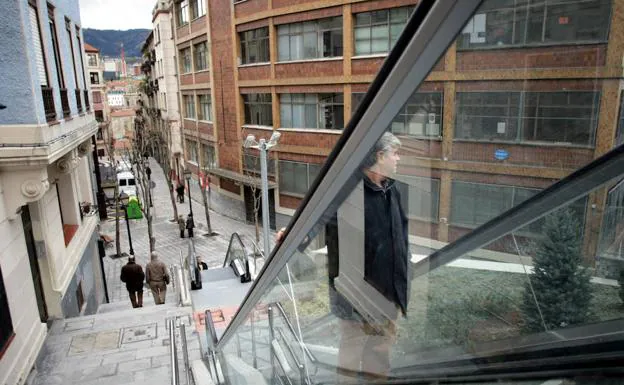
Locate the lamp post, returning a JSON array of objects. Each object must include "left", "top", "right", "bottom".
[
  {"left": 145, "top": 159, "right": 153, "bottom": 207},
  {"left": 119, "top": 192, "right": 134, "bottom": 255},
  {"left": 243, "top": 132, "right": 281, "bottom": 255},
  {"left": 184, "top": 169, "right": 193, "bottom": 216}
]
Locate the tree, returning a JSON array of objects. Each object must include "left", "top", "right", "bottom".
[
  {"left": 198, "top": 141, "right": 214, "bottom": 236},
  {"left": 101, "top": 121, "right": 123, "bottom": 257},
  {"left": 521, "top": 209, "right": 592, "bottom": 332},
  {"left": 242, "top": 148, "right": 261, "bottom": 246}
]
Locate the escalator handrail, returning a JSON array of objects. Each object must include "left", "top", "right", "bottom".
[
  {"left": 215, "top": 0, "right": 484, "bottom": 352},
  {"left": 223, "top": 232, "right": 250, "bottom": 278}
]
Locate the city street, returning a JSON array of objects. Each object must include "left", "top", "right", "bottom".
[{"left": 100, "top": 158, "right": 264, "bottom": 304}]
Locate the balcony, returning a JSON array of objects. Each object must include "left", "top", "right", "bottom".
[
  {"left": 41, "top": 86, "right": 56, "bottom": 122},
  {"left": 84, "top": 90, "right": 90, "bottom": 111},
  {"left": 75, "top": 89, "right": 83, "bottom": 113},
  {"left": 60, "top": 88, "right": 70, "bottom": 118}
]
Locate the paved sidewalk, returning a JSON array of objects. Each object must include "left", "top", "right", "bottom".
[{"left": 100, "top": 158, "right": 270, "bottom": 305}]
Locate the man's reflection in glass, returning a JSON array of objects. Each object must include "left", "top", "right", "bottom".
[{"left": 326, "top": 132, "right": 409, "bottom": 378}]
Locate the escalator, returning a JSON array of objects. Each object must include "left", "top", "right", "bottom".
[{"left": 197, "top": 0, "right": 624, "bottom": 383}]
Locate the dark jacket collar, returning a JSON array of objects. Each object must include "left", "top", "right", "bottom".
[{"left": 361, "top": 170, "right": 395, "bottom": 192}]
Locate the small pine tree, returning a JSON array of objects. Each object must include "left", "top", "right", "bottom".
[{"left": 521, "top": 209, "right": 592, "bottom": 332}]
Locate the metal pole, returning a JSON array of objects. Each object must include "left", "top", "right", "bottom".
[
  {"left": 180, "top": 323, "right": 191, "bottom": 385},
  {"left": 169, "top": 318, "right": 179, "bottom": 385},
  {"left": 268, "top": 304, "right": 275, "bottom": 382},
  {"left": 123, "top": 204, "right": 134, "bottom": 255},
  {"left": 259, "top": 140, "right": 270, "bottom": 255},
  {"left": 187, "top": 177, "right": 193, "bottom": 216}
]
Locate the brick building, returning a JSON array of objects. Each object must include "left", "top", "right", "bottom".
[{"left": 139, "top": 0, "right": 624, "bottom": 273}]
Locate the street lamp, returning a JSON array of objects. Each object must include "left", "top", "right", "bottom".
[
  {"left": 119, "top": 192, "right": 134, "bottom": 256},
  {"left": 184, "top": 169, "right": 193, "bottom": 216},
  {"left": 243, "top": 131, "right": 281, "bottom": 255}
]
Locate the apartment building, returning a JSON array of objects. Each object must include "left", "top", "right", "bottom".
[
  {"left": 148, "top": 0, "right": 624, "bottom": 276},
  {"left": 0, "top": 0, "right": 105, "bottom": 383},
  {"left": 142, "top": 0, "right": 184, "bottom": 173},
  {"left": 85, "top": 43, "right": 110, "bottom": 159}
]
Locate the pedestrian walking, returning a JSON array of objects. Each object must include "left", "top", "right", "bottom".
[
  {"left": 186, "top": 213, "right": 195, "bottom": 238},
  {"left": 176, "top": 182, "right": 185, "bottom": 203},
  {"left": 178, "top": 215, "right": 186, "bottom": 238},
  {"left": 120, "top": 256, "right": 145, "bottom": 308},
  {"left": 146, "top": 251, "right": 170, "bottom": 305}
]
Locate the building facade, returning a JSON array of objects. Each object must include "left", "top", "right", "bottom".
[
  {"left": 0, "top": 0, "right": 105, "bottom": 383},
  {"left": 85, "top": 43, "right": 111, "bottom": 159},
  {"left": 143, "top": 0, "right": 624, "bottom": 274}
]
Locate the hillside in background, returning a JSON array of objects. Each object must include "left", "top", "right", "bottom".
[{"left": 83, "top": 28, "right": 150, "bottom": 58}]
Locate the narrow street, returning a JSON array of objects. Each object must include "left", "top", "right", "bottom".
[{"left": 100, "top": 157, "right": 265, "bottom": 304}]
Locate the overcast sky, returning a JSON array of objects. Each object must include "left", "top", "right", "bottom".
[{"left": 79, "top": 0, "right": 154, "bottom": 30}]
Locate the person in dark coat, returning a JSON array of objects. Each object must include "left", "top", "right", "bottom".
[
  {"left": 186, "top": 214, "right": 195, "bottom": 238},
  {"left": 326, "top": 132, "right": 408, "bottom": 378},
  {"left": 176, "top": 182, "right": 185, "bottom": 203},
  {"left": 120, "top": 256, "right": 145, "bottom": 308},
  {"left": 177, "top": 215, "right": 186, "bottom": 238}
]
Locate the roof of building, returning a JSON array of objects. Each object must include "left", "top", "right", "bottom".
[
  {"left": 110, "top": 109, "right": 136, "bottom": 117},
  {"left": 85, "top": 43, "right": 99, "bottom": 53}
]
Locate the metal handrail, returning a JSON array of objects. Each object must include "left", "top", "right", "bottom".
[
  {"left": 168, "top": 318, "right": 179, "bottom": 385},
  {"left": 204, "top": 310, "right": 221, "bottom": 384},
  {"left": 222, "top": 232, "right": 248, "bottom": 268},
  {"left": 180, "top": 323, "right": 191, "bottom": 385}
]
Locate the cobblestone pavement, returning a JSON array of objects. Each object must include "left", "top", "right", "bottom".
[{"left": 100, "top": 158, "right": 270, "bottom": 305}]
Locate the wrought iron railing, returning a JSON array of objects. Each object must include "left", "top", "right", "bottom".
[
  {"left": 41, "top": 86, "right": 56, "bottom": 122},
  {"left": 75, "top": 89, "right": 82, "bottom": 113},
  {"left": 60, "top": 88, "right": 70, "bottom": 117}
]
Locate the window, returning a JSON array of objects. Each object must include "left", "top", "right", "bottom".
[
  {"left": 0, "top": 266, "right": 13, "bottom": 354},
  {"left": 177, "top": 0, "right": 189, "bottom": 27},
  {"left": 183, "top": 94, "right": 196, "bottom": 119},
  {"left": 179, "top": 47, "right": 192, "bottom": 73},
  {"left": 48, "top": 4, "right": 65, "bottom": 88},
  {"left": 243, "top": 93, "right": 273, "bottom": 126},
  {"left": 194, "top": 41, "right": 208, "bottom": 71},
  {"left": 280, "top": 93, "right": 344, "bottom": 129},
  {"left": 354, "top": 6, "right": 414, "bottom": 55},
  {"left": 451, "top": 180, "right": 587, "bottom": 237},
  {"left": 397, "top": 176, "right": 440, "bottom": 221},
  {"left": 451, "top": 181, "right": 540, "bottom": 228},
  {"left": 190, "top": 0, "right": 206, "bottom": 19},
  {"left": 278, "top": 160, "right": 321, "bottom": 196},
  {"left": 352, "top": 92, "right": 365, "bottom": 115},
  {"left": 455, "top": 91, "right": 600, "bottom": 146},
  {"left": 29, "top": 3, "right": 49, "bottom": 87},
  {"left": 277, "top": 17, "right": 343, "bottom": 61},
  {"left": 390, "top": 92, "right": 443, "bottom": 137},
  {"left": 90, "top": 72, "right": 99, "bottom": 84},
  {"left": 617, "top": 91, "right": 624, "bottom": 147},
  {"left": 240, "top": 27, "right": 270, "bottom": 64},
  {"left": 198, "top": 94, "right": 212, "bottom": 121},
  {"left": 186, "top": 140, "right": 198, "bottom": 162},
  {"left": 88, "top": 53, "right": 97, "bottom": 67},
  {"left": 65, "top": 18, "right": 80, "bottom": 89},
  {"left": 202, "top": 143, "right": 217, "bottom": 168},
  {"left": 92, "top": 91, "right": 102, "bottom": 103},
  {"left": 458, "top": 0, "right": 611, "bottom": 50},
  {"left": 243, "top": 154, "right": 276, "bottom": 175}
]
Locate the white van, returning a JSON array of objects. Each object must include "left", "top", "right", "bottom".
[{"left": 117, "top": 171, "right": 137, "bottom": 197}]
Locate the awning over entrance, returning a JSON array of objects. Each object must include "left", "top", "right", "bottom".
[{"left": 207, "top": 167, "right": 276, "bottom": 189}]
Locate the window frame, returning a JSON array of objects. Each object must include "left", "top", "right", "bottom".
[
  {"left": 457, "top": 0, "right": 612, "bottom": 51},
  {"left": 455, "top": 90, "right": 600, "bottom": 147},
  {"left": 243, "top": 93, "right": 273, "bottom": 126},
  {"left": 354, "top": 6, "right": 414, "bottom": 56},
  {"left": 183, "top": 94, "right": 196, "bottom": 119},
  {"left": 278, "top": 160, "right": 321, "bottom": 197},
  {"left": 194, "top": 41, "right": 208, "bottom": 71},
  {"left": 277, "top": 16, "right": 343, "bottom": 62},
  {"left": 179, "top": 47, "right": 192, "bottom": 74},
  {"left": 190, "top": 0, "right": 206, "bottom": 20},
  {"left": 280, "top": 93, "right": 344, "bottom": 130},
  {"left": 197, "top": 94, "right": 212, "bottom": 121},
  {"left": 177, "top": 0, "right": 189, "bottom": 27},
  {"left": 240, "top": 27, "right": 270, "bottom": 65}
]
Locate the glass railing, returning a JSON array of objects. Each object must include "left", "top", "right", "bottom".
[{"left": 210, "top": 0, "right": 624, "bottom": 383}]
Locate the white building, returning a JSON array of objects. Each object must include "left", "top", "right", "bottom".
[
  {"left": 107, "top": 90, "right": 126, "bottom": 107},
  {"left": 0, "top": 1, "right": 105, "bottom": 384}
]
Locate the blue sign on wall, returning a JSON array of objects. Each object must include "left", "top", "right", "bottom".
[{"left": 494, "top": 149, "right": 509, "bottom": 160}]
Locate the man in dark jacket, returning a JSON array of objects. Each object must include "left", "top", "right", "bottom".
[
  {"left": 327, "top": 131, "right": 408, "bottom": 378},
  {"left": 186, "top": 214, "right": 195, "bottom": 238},
  {"left": 176, "top": 182, "right": 185, "bottom": 203},
  {"left": 120, "top": 256, "right": 145, "bottom": 308}
]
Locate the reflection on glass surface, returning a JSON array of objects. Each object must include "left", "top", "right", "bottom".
[{"left": 219, "top": 0, "right": 624, "bottom": 383}]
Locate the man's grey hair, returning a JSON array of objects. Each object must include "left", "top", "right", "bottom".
[
  {"left": 361, "top": 131, "right": 401, "bottom": 170},
  {"left": 151, "top": 251, "right": 159, "bottom": 261}
]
